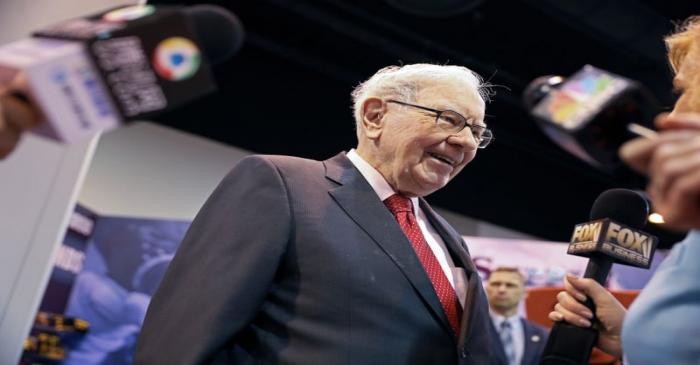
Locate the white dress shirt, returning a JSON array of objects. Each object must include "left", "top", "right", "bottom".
[{"left": 346, "top": 149, "right": 467, "bottom": 307}]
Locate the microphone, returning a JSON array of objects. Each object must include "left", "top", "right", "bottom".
[
  {"left": 539, "top": 188, "right": 659, "bottom": 365},
  {"left": 0, "top": 4, "right": 244, "bottom": 143},
  {"left": 523, "top": 66, "right": 659, "bottom": 171}
]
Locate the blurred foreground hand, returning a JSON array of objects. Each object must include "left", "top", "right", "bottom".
[
  {"left": 620, "top": 112, "right": 700, "bottom": 230},
  {"left": 0, "top": 74, "right": 43, "bottom": 159}
]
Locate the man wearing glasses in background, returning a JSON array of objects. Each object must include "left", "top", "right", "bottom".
[{"left": 135, "top": 63, "right": 498, "bottom": 364}]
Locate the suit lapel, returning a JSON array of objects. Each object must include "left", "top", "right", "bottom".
[
  {"left": 419, "top": 199, "right": 480, "bottom": 345},
  {"left": 324, "top": 153, "right": 455, "bottom": 339},
  {"left": 521, "top": 318, "right": 545, "bottom": 365},
  {"left": 489, "top": 318, "right": 510, "bottom": 365},
  {"left": 418, "top": 199, "right": 475, "bottom": 273},
  {"left": 521, "top": 319, "right": 533, "bottom": 365}
]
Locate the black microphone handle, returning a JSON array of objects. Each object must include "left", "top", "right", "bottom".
[
  {"left": 539, "top": 323, "right": 599, "bottom": 365},
  {"left": 539, "top": 255, "right": 614, "bottom": 365},
  {"left": 581, "top": 255, "right": 613, "bottom": 312}
]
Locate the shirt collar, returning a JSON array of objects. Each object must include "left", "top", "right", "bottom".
[
  {"left": 490, "top": 311, "right": 519, "bottom": 327},
  {"left": 346, "top": 149, "right": 419, "bottom": 208}
]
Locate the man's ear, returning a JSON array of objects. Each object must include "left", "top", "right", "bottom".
[{"left": 360, "top": 97, "right": 386, "bottom": 139}]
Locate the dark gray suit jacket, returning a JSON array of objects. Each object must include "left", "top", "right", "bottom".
[
  {"left": 135, "top": 152, "right": 493, "bottom": 364},
  {"left": 489, "top": 317, "right": 549, "bottom": 365}
]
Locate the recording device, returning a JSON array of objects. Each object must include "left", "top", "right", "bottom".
[
  {"left": 524, "top": 66, "right": 659, "bottom": 171},
  {"left": 539, "top": 188, "right": 658, "bottom": 365},
  {"left": 0, "top": 4, "right": 244, "bottom": 142}
]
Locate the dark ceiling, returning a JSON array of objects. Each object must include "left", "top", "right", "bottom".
[{"left": 151, "top": 0, "right": 700, "bottom": 248}]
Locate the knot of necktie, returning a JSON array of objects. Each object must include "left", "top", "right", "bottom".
[
  {"left": 384, "top": 194, "right": 413, "bottom": 214},
  {"left": 500, "top": 319, "right": 512, "bottom": 331}
]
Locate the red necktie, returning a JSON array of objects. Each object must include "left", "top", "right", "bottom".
[{"left": 384, "top": 194, "right": 463, "bottom": 335}]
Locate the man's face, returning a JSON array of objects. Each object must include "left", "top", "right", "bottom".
[
  {"left": 485, "top": 271, "right": 526, "bottom": 313},
  {"left": 671, "top": 40, "right": 700, "bottom": 114},
  {"left": 373, "top": 82, "right": 485, "bottom": 197}
]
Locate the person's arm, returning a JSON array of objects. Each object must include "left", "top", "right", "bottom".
[
  {"left": 134, "top": 155, "right": 292, "bottom": 365},
  {"left": 620, "top": 112, "right": 700, "bottom": 230},
  {"left": 548, "top": 274, "right": 626, "bottom": 357}
]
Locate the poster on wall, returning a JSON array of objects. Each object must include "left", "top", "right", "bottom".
[{"left": 22, "top": 205, "right": 189, "bottom": 365}]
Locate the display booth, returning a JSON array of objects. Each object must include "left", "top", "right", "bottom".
[{"left": 19, "top": 205, "right": 666, "bottom": 364}]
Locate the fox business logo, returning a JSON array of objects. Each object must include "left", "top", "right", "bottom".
[
  {"left": 571, "top": 221, "right": 603, "bottom": 243},
  {"left": 570, "top": 219, "right": 655, "bottom": 265},
  {"left": 602, "top": 222, "right": 653, "bottom": 259}
]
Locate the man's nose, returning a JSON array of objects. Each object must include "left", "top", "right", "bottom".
[{"left": 447, "top": 128, "right": 478, "bottom": 150}]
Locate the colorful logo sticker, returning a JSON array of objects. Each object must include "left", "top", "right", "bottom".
[
  {"left": 102, "top": 5, "right": 155, "bottom": 22},
  {"left": 546, "top": 73, "right": 614, "bottom": 127},
  {"left": 152, "top": 37, "right": 202, "bottom": 81}
]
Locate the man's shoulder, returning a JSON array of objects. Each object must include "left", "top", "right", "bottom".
[
  {"left": 232, "top": 154, "right": 323, "bottom": 173},
  {"left": 241, "top": 154, "right": 317, "bottom": 165},
  {"left": 244, "top": 153, "right": 347, "bottom": 167},
  {"left": 232, "top": 153, "right": 349, "bottom": 183}
]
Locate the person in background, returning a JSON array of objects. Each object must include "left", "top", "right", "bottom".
[
  {"left": 485, "top": 267, "right": 548, "bottom": 365},
  {"left": 551, "top": 16, "right": 700, "bottom": 365}
]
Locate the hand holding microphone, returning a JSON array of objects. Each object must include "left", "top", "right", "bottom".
[
  {"left": 549, "top": 274, "right": 626, "bottom": 358},
  {"left": 524, "top": 65, "right": 660, "bottom": 171},
  {"left": 0, "top": 3, "right": 244, "bottom": 160},
  {"left": 539, "top": 189, "right": 658, "bottom": 365},
  {"left": 524, "top": 66, "right": 700, "bottom": 229}
]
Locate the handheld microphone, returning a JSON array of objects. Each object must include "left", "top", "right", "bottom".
[
  {"left": 539, "top": 188, "right": 658, "bottom": 365},
  {"left": 523, "top": 66, "right": 659, "bottom": 171},
  {"left": 0, "top": 4, "right": 244, "bottom": 143}
]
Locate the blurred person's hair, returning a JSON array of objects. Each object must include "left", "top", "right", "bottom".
[{"left": 666, "top": 16, "right": 700, "bottom": 73}]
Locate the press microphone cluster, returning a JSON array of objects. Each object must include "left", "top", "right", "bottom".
[
  {"left": 540, "top": 189, "right": 658, "bottom": 365},
  {"left": 523, "top": 66, "right": 659, "bottom": 171},
  {"left": 0, "top": 4, "right": 244, "bottom": 143}
]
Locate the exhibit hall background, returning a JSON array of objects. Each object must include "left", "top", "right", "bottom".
[
  {"left": 9, "top": 0, "right": 700, "bottom": 364},
  {"left": 0, "top": 0, "right": 127, "bottom": 361}
]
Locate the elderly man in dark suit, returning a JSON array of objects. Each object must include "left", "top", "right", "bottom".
[
  {"left": 485, "top": 267, "right": 548, "bottom": 365},
  {"left": 135, "top": 63, "right": 496, "bottom": 364}
]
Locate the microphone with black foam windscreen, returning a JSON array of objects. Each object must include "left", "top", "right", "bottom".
[
  {"left": 524, "top": 66, "right": 659, "bottom": 171},
  {"left": 539, "top": 188, "right": 658, "bottom": 365},
  {"left": 184, "top": 5, "right": 245, "bottom": 65},
  {"left": 0, "top": 3, "right": 244, "bottom": 143}
]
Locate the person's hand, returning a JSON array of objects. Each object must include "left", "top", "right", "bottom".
[
  {"left": 620, "top": 112, "right": 700, "bottom": 230},
  {"left": 0, "top": 74, "right": 43, "bottom": 159},
  {"left": 548, "top": 274, "right": 626, "bottom": 357}
]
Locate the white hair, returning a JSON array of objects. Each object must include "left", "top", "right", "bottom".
[{"left": 351, "top": 63, "right": 492, "bottom": 133}]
